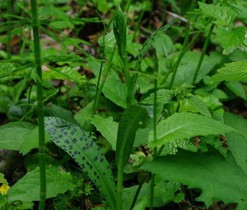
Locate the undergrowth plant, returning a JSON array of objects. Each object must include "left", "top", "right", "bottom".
[{"left": 0, "top": 0, "right": 247, "bottom": 210}]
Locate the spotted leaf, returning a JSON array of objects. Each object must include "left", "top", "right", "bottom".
[{"left": 45, "top": 117, "right": 116, "bottom": 209}]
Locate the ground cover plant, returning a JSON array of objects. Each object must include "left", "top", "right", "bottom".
[{"left": 0, "top": 0, "right": 247, "bottom": 209}]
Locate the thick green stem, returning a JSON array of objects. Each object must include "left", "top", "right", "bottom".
[
  {"left": 30, "top": 0, "right": 46, "bottom": 209},
  {"left": 192, "top": 24, "right": 214, "bottom": 84}
]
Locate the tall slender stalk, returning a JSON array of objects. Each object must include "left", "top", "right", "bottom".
[
  {"left": 169, "top": 24, "right": 192, "bottom": 89},
  {"left": 7, "top": 0, "right": 12, "bottom": 58},
  {"left": 30, "top": 0, "right": 46, "bottom": 209},
  {"left": 149, "top": 53, "right": 158, "bottom": 210},
  {"left": 192, "top": 24, "right": 214, "bottom": 84},
  {"left": 92, "top": 13, "right": 117, "bottom": 115}
]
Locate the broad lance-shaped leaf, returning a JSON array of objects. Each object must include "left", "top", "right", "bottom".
[
  {"left": 8, "top": 165, "right": 75, "bottom": 201},
  {"left": 211, "top": 60, "right": 247, "bottom": 82},
  {"left": 140, "top": 150, "right": 247, "bottom": 207},
  {"left": 116, "top": 105, "right": 149, "bottom": 170},
  {"left": 45, "top": 117, "right": 116, "bottom": 209},
  {"left": 113, "top": 5, "right": 127, "bottom": 62},
  {"left": 150, "top": 112, "right": 236, "bottom": 147}
]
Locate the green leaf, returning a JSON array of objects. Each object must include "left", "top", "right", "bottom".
[
  {"left": 136, "top": 20, "right": 176, "bottom": 71},
  {"left": 13, "top": 79, "right": 27, "bottom": 104},
  {"left": 49, "top": 20, "right": 74, "bottom": 29},
  {"left": 171, "top": 51, "right": 222, "bottom": 87},
  {"left": 123, "top": 181, "right": 181, "bottom": 209},
  {"left": 0, "top": 63, "right": 16, "bottom": 79},
  {"left": 225, "top": 81, "right": 247, "bottom": 100},
  {"left": 224, "top": 112, "right": 247, "bottom": 174},
  {"left": 141, "top": 89, "right": 174, "bottom": 105},
  {"left": 7, "top": 165, "right": 75, "bottom": 201},
  {"left": 0, "top": 173, "right": 8, "bottom": 185},
  {"left": 116, "top": 105, "right": 149, "bottom": 170},
  {"left": 74, "top": 101, "right": 94, "bottom": 130},
  {"left": 43, "top": 66, "right": 86, "bottom": 85},
  {"left": 132, "top": 198, "right": 147, "bottom": 210},
  {"left": 0, "top": 95, "right": 11, "bottom": 113},
  {"left": 189, "top": 96, "right": 211, "bottom": 117},
  {"left": 153, "top": 34, "right": 175, "bottom": 57},
  {"left": 140, "top": 150, "right": 247, "bottom": 206},
  {"left": 151, "top": 112, "right": 236, "bottom": 147},
  {"left": 198, "top": 2, "right": 236, "bottom": 26},
  {"left": 123, "top": 184, "right": 149, "bottom": 210},
  {"left": 213, "top": 26, "right": 246, "bottom": 54},
  {"left": 19, "top": 127, "right": 50, "bottom": 155},
  {"left": 91, "top": 115, "right": 118, "bottom": 150},
  {"left": 44, "top": 104, "right": 76, "bottom": 124},
  {"left": 93, "top": 0, "right": 110, "bottom": 13},
  {"left": 113, "top": 6, "right": 127, "bottom": 62},
  {"left": 211, "top": 60, "right": 247, "bottom": 82},
  {"left": 45, "top": 117, "right": 116, "bottom": 209},
  {"left": 0, "top": 122, "right": 36, "bottom": 151},
  {"left": 102, "top": 71, "right": 128, "bottom": 108}
]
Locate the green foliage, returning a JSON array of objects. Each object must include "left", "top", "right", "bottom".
[
  {"left": 116, "top": 105, "right": 149, "bottom": 169},
  {"left": 0, "top": 122, "right": 35, "bottom": 151},
  {"left": 0, "top": 121, "right": 51, "bottom": 154},
  {"left": 187, "top": 96, "right": 211, "bottom": 117},
  {"left": 102, "top": 71, "right": 129, "bottom": 108},
  {"left": 91, "top": 115, "right": 118, "bottom": 150},
  {"left": 224, "top": 112, "right": 247, "bottom": 174},
  {"left": 7, "top": 165, "right": 75, "bottom": 201},
  {"left": 43, "top": 66, "right": 86, "bottom": 85},
  {"left": 44, "top": 117, "right": 116, "bottom": 209},
  {"left": 113, "top": 6, "right": 127, "bottom": 63},
  {"left": 225, "top": 81, "right": 247, "bottom": 100},
  {"left": 198, "top": 2, "right": 236, "bottom": 26},
  {"left": 0, "top": 0, "right": 247, "bottom": 209},
  {"left": 141, "top": 150, "right": 247, "bottom": 207},
  {"left": 213, "top": 26, "right": 246, "bottom": 53},
  {"left": 211, "top": 60, "right": 247, "bottom": 82},
  {"left": 171, "top": 51, "right": 222, "bottom": 87},
  {"left": 141, "top": 89, "right": 174, "bottom": 105},
  {"left": 0, "top": 173, "right": 8, "bottom": 185},
  {"left": 150, "top": 112, "right": 236, "bottom": 147}
]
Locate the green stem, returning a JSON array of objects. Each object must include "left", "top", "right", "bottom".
[
  {"left": 7, "top": 0, "right": 11, "bottom": 58},
  {"left": 124, "top": 0, "right": 132, "bottom": 12},
  {"left": 116, "top": 163, "right": 124, "bottom": 210},
  {"left": 92, "top": 13, "right": 117, "bottom": 115},
  {"left": 93, "top": 47, "right": 116, "bottom": 113},
  {"left": 192, "top": 24, "right": 214, "bottom": 84},
  {"left": 130, "top": 174, "right": 147, "bottom": 209},
  {"left": 123, "top": 59, "right": 132, "bottom": 107},
  {"left": 149, "top": 53, "right": 158, "bottom": 210},
  {"left": 30, "top": 0, "right": 46, "bottom": 209},
  {"left": 169, "top": 24, "right": 192, "bottom": 89}
]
